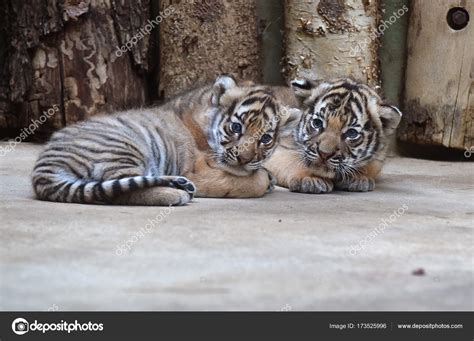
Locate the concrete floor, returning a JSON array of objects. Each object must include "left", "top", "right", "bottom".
[{"left": 0, "top": 142, "right": 473, "bottom": 311}]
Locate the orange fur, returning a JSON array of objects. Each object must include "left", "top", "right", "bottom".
[{"left": 186, "top": 152, "right": 270, "bottom": 198}]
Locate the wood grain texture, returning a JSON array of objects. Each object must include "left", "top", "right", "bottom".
[
  {"left": 158, "top": 0, "right": 261, "bottom": 99},
  {"left": 400, "top": 0, "right": 473, "bottom": 150},
  {"left": 283, "top": 0, "right": 381, "bottom": 88},
  {"left": 0, "top": 0, "right": 153, "bottom": 136}
]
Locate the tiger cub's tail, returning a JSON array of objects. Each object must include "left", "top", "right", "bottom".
[{"left": 31, "top": 173, "right": 196, "bottom": 205}]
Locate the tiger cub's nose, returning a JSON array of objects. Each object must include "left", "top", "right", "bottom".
[
  {"left": 318, "top": 150, "right": 336, "bottom": 160},
  {"left": 237, "top": 154, "right": 254, "bottom": 165}
]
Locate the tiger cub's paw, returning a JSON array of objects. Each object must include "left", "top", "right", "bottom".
[
  {"left": 168, "top": 176, "right": 197, "bottom": 198},
  {"left": 288, "top": 176, "right": 333, "bottom": 194},
  {"left": 336, "top": 176, "right": 375, "bottom": 192}
]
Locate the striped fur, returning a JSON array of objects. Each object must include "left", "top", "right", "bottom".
[
  {"left": 32, "top": 75, "right": 289, "bottom": 205},
  {"left": 266, "top": 78, "right": 402, "bottom": 193}
]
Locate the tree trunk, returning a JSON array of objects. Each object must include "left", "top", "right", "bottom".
[
  {"left": 283, "top": 0, "right": 381, "bottom": 88},
  {"left": 0, "top": 0, "right": 154, "bottom": 138},
  {"left": 158, "top": 0, "right": 262, "bottom": 99},
  {"left": 399, "top": 0, "right": 473, "bottom": 150}
]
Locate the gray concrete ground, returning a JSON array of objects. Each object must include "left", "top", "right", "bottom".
[{"left": 0, "top": 142, "right": 473, "bottom": 311}]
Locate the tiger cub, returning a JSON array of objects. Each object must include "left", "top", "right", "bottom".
[
  {"left": 32, "top": 75, "right": 298, "bottom": 205},
  {"left": 266, "top": 78, "right": 402, "bottom": 193}
]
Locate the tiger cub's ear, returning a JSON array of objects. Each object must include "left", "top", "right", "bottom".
[
  {"left": 290, "top": 79, "right": 318, "bottom": 97},
  {"left": 211, "top": 74, "right": 238, "bottom": 106},
  {"left": 379, "top": 104, "right": 402, "bottom": 136},
  {"left": 290, "top": 78, "right": 326, "bottom": 108},
  {"left": 279, "top": 106, "right": 303, "bottom": 137}
]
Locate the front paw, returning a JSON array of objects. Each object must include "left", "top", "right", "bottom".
[
  {"left": 336, "top": 175, "right": 375, "bottom": 192},
  {"left": 288, "top": 176, "right": 333, "bottom": 194}
]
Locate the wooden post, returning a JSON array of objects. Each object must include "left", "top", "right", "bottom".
[
  {"left": 378, "top": 0, "right": 409, "bottom": 154},
  {"left": 256, "top": 0, "right": 285, "bottom": 85},
  {"left": 0, "top": 0, "right": 153, "bottom": 137},
  {"left": 399, "top": 0, "right": 473, "bottom": 150},
  {"left": 379, "top": 0, "right": 409, "bottom": 106},
  {"left": 283, "top": 0, "right": 382, "bottom": 88},
  {"left": 158, "top": 0, "right": 262, "bottom": 99}
]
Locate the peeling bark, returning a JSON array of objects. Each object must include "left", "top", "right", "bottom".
[
  {"left": 283, "top": 0, "right": 381, "bottom": 88},
  {"left": 158, "top": 0, "right": 262, "bottom": 99},
  {"left": 0, "top": 0, "right": 153, "bottom": 137},
  {"left": 399, "top": 0, "right": 473, "bottom": 150}
]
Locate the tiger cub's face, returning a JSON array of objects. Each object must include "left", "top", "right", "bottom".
[
  {"left": 208, "top": 75, "right": 298, "bottom": 176},
  {"left": 290, "top": 78, "right": 402, "bottom": 177}
]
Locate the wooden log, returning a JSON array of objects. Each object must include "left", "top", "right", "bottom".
[
  {"left": 0, "top": 0, "right": 153, "bottom": 138},
  {"left": 283, "top": 0, "right": 382, "bottom": 88},
  {"left": 0, "top": 0, "right": 64, "bottom": 135},
  {"left": 399, "top": 0, "right": 473, "bottom": 150},
  {"left": 158, "top": 0, "right": 262, "bottom": 99}
]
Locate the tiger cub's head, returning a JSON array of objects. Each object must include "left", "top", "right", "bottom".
[
  {"left": 208, "top": 74, "right": 299, "bottom": 176},
  {"left": 289, "top": 78, "right": 402, "bottom": 177}
]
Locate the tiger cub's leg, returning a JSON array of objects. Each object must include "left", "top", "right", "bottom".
[
  {"left": 110, "top": 175, "right": 196, "bottom": 206},
  {"left": 185, "top": 156, "right": 271, "bottom": 198},
  {"left": 287, "top": 175, "right": 334, "bottom": 194},
  {"left": 282, "top": 165, "right": 333, "bottom": 194},
  {"left": 335, "top": 176, "right": 374, "bottom": 192},
  {"left": 266, "top": 148, "right": 333, "bottom": 194},
  {"left": 189, "top": 168, "right": 271, "bottom": 198},
  {"left": 113, "top": 187, "right": 192, "bottom": 206},
  {"left": 334, "top": 160, "right": 382, "bottom": 192}
]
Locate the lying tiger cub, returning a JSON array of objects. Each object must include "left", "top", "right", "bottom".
[
  {"left": 266, "top": 78, "right": 402, "bottom": 193},
  {"left": 32, "top": 75, "right": 298, "bottom": 205}
]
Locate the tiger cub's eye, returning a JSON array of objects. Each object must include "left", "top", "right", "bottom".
[
  {"left": 312, "top": 118, "right": 324, "bottom": 129},
  {"left": 230, "top": 122, "right": 242, "bottom": 134},
  {"left": 345, "top": 128, "right": 360, "bottom": 139},
  {"left": 260, "top": 134, "right": 272, "bottom": 144}
]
